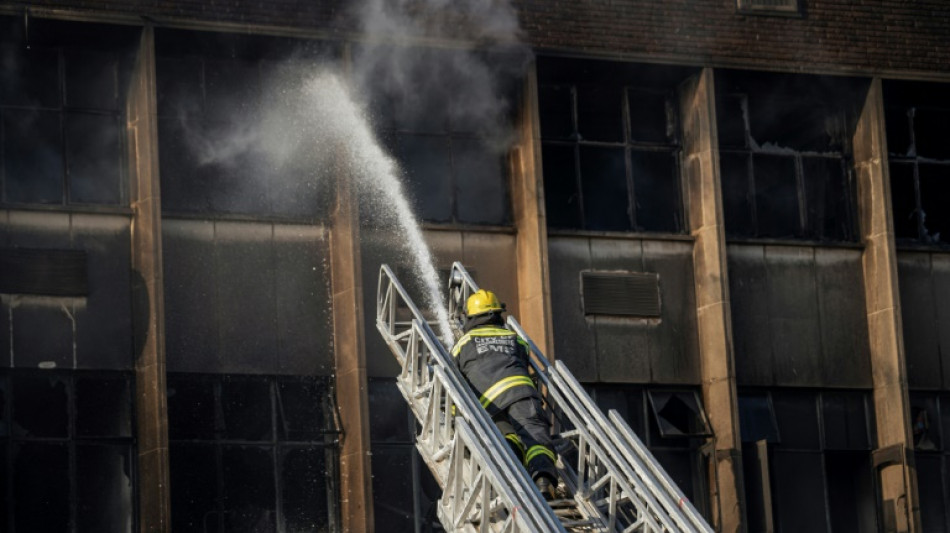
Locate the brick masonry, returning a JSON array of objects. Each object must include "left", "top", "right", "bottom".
[{"left": 2, "top": 0, "right": 949, "bottom": 78}]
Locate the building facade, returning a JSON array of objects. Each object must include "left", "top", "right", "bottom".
[{"left": 0, "top": 1, "right": 948, "bottom": 532}]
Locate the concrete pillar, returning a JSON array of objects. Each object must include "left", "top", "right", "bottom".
[
  {"left": 679, "top": 68, "right": 746, "bottom": 533},
  {"left": 127, "top": 24, "right": 171, "bottom": 532},
  {"left": 330, "top": 157, "right": 375, "bottom": 532},
  {"left": 511, "top": 62, "right": 555, "bottom": 356},
  {"left": 854, "top": 78, "right": 920, "bottom": 533}
]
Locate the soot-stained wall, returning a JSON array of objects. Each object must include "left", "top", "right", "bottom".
[
  {"left": 547, "top": 236, "right": 699, "bottom": 384},
  {"left": 162, "top": 219, "right": 333, "bottom": 375},
  {"left": 728, "top": 244, "right": 871, "bottom": 388},
  {"left": 898, "top": 252, "right": 950, "bottom": 390}
]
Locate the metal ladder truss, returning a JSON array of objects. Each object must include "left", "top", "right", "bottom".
[
  {"left": 376, "top": 264, "right": 565, "bottom": 533},
  {"left": 447, "top": 262, "right": 714, "bottom": 533}
]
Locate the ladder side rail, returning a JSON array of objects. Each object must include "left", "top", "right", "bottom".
[
  {"left": 377, "top": 266, "right": 566, "bottom": 533},
  {"left": 510, "top": 314, "right": 709, "bottom": 533},
  {"left": 537, "top": 358, "right": 681, "bottom": 532}
]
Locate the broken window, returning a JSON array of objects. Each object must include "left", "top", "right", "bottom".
[
  {"left": 0, "top": 18, "right": 135, "bottom": 208},
  {"left": 538, "top": 57, "right": 694, "bottom": 234},
  {"left": 738, "top": 389, "right": 877, "bottom": 532},
  {"left": 167, "top": 373, "right": 340, "bottom": 531},
  {"left": 908, "top": 393, "right": 950, "bottom": 531},
  {"left": 589, "top": 385, "right": 711, "bottom": 516},
  {"left": 1, "top": 369, "right": 135, "bottom": 531},
  {"left": 883, "top": 80, "right": 950, "bottom": 246},
  {"left": 716, "top": 71, "right": 865, "bottom": 242},
  {"left": 646, "top": 390, "right": 712, "bottom": 438}
]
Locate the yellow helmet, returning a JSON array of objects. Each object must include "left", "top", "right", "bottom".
[{"left": 465, "top": 289, "right": 504, "bottom": 317}]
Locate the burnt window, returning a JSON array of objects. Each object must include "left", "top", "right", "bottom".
[
  {"left": 738, "top": 389, "right": 877, "bottom": 532},
  {"left": 716, "top": 71, "right": 865, "bottom": 242},
  {"left": 155, "top": 29, "right": 337, "bottom": 221},
  {"left": 907, "top": 393, "right": 950, "bottom": 531},
  {"left": 167, "top": 373, "right": 340, "bottom": 531},
  {"left": 589, "top": 385, "right": 711, "bottom": 517},
  {"left": 883, "top": 80, "right": 950, "bottom": 246},
  {"left": 359, "top": 46, "right": 517, "bottom": 227},
  {"left": 1, "top": 370, "right": 135, "bottom": 531},
  {"left": 0, "top": 18, "right": 136, "bottom": 208},
  {"left": 538, "top": 57, "right": 692, "bottom": 234},
  {"left": 368, "top": 379, "right": 444, "bottom": 531}
]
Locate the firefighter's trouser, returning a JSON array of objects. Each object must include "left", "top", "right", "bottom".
[{"left": 493, "top": 396, "right": 557, "bottom": 483}]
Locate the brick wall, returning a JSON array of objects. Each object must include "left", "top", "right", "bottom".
[{"left": 4, "top": 0, "right": 949, "bottom": 77}]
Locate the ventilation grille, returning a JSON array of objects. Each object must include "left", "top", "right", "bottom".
[
  {"left": 737, "top": 0, "right": 800, "bottom": 14},
  {"left": 0, "top": 248, "right": 88, "bottom": 296},
  {"left": 581, "top": 271, "right": 660, "bottom": 317}
]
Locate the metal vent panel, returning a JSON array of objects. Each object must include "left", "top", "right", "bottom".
[
  {"left": 737, "top": 0, "right": 800, "bottom": 14},
  {"left": 582, "top": 271, "right": 660, "bottom": 317},
  {"left": 0, "top": 248, "right": 88, "bottom": 296}
]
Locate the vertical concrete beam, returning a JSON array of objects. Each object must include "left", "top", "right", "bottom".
[
  {"left": 679, "top": 68, "right": 746, "bottom": 533},
  {"left": 854, "top": 78, "right": 920, "bottom": 533},
  {"left": 330, "top": 157, "right": 374, "bottom": 532},
  {"left": 126, "top": 24, "right": 171, "bottom": 532},
  {"left": 511, "top": 62, "right": 555, "bottom": 355}
]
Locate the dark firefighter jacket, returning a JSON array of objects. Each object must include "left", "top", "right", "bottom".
[{"left": 451, "top": 325, "right": 536, "bottom": 414}]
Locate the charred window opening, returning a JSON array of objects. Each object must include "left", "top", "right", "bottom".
[
  {"left": 155, "top": 29, "right": 338, "bottom": 221},
  {"left": 537, "top": 57, "right": 695, "bottom": 234},
  {"left": 883, "top": 80, "right": 950, "bottom": 246},
  {"left": 716, "top": 70, "right": 866, "bottom": 242},
  {"left": 368, "top": 379, "right": 443, "bottom": 531},
  {"left": 908, "top": 393, "right": 950, "bottom": 531},
  {"left": 738, "top": 389, "right": 877, "bottom": 532},
  {"left": 1, "top": 370, "right": 135, "bottom": 531},
  {"left": 589, "top": 385, "right": 712, "bottom": 517},
  {"left": 358, "top": 46, "right": 518, "bottom": 227},
  {"left": 167, "top": 373, "right": 340, "bottom": 531},
  {"left": 0, "top": 17, "right": 137, "bottom": 208}
]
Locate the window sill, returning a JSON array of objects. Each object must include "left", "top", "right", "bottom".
[
  {"left": 0, "top": 203, "right": 133, "bottom": 217},
  {"left": 725, "top": 237, "right": 863, "bottom": 250},
  {"left": 547, "top": 228, "right": 694, "bottom": 242}
]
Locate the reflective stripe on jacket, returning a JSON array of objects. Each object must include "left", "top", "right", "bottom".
[{"left": 451, "top": 326, "right": 536, "bottom": 412}]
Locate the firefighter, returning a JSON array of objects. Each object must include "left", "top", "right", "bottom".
[{"left": 451, "top": 289, "right": 559, "bottom": 499}]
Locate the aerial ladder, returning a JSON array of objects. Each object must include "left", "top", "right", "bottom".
[{"left": 375, "top": 261, "right": 714, "bottom": 533}]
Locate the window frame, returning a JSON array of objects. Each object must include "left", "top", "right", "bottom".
[{"left": 539, "top": 79, "right": 686, "bottom": 235}]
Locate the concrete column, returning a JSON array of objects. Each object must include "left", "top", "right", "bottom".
[
  {"left": 330, "top": 159, "right": 374, "bottom": 532},
  {"left": 854, "top": 78, "right": 920, "bottom": 533},
  {"left": 511, "top": 62, "right": 555, "bottom": 356},
  {"left": 127, "top": 24, "right": 171, "bottom": 532},
  {"left": 679, "top": 68, "right": 746, "bottom": 533}
]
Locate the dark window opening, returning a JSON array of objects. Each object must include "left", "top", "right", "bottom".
[
  {"left": 538, "top": 57, "right": 695, "bottom": 234},
  {"left": 646, "top": 390, "right": 712, "bottom": 438},
  {"left": 738, "top": 389, "right": 876, "bottom": 533},
  {"left": 589, "top": 384, "right": 711, "bottom": 518},
  {"left": 883, "top": 80, "right": 950, "bottom": 247},
  {"left": 0, "top": 17, "right": 137, "bottom": 209},
  {"left": 359, "top": 45, "right": 519, "bottom": 227},
  {"left": 716, "top": 70, "right": 867, "bottom": 242},
  {"left": 155, "top": 29, "right": 338, "bottom": 221},
  {"left": 167, "top": 373, "right": 340, "bottom": 532},
  {"left": 1, "top": 369, "right": 135, "bottom": 532},
  {"left": 908, "top": 393, "right": 950, "bottom": 531},
  {"left": 369, "top": 379, "right": 445, "bottom": 532}
]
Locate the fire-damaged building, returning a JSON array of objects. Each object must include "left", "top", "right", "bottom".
[{"left": 0, "top": 0, "right": 948, "bottom": 531}]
